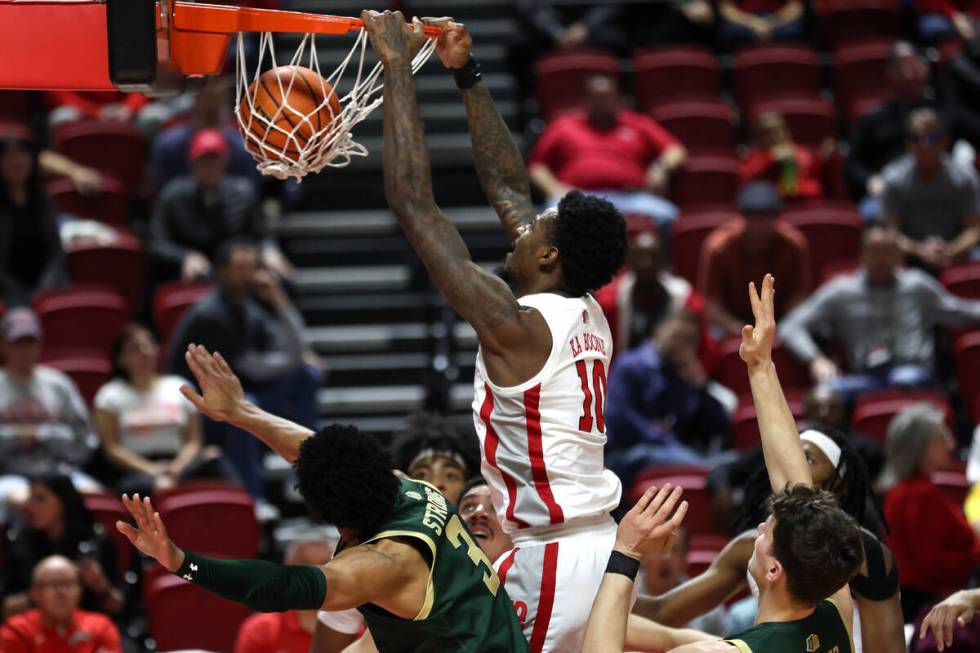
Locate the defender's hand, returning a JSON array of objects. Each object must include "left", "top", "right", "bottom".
[
  {"left": 117, "top": 494, "right": 184, "bottom": 572},
  {"left": 920, "top": 590, "right": 978, "bottom": 651},
  {"left": 614, "top": 484, "right": 688, "bottom": 560},
  {"left": 361, "top": 10, "right": 426, "bottom": 66},
  {"left": 180, "top": 344, "right": 247, "bottom": 422},
  {"left": 739, "top": 274, "right": 777, "bottom": 369}
]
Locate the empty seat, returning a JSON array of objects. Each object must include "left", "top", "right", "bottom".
[
  {"left": 851, "top": 389, "right": 954, "bottom": 444},
  {"left": 748, "top": 97, "right": 838, "bottom": 148},
  {"left": 144, "top": 574, "right": 252, "bottom": 653},
  {"left": 732, "top": 45, "right": 821, "bottom": 114},
  {"left": 780, "top": 205, "right": 863, "bottom": 283},
  {"left": 671, "top": 211, "right": 740, "bottom": 285},
  {"left": 634, "top": 47, "right": 721, "bottom": 113},
  {"left": 813, "top": 0, "right": 900, "bottom": 49},
  {"left": 712, "top": 336, "right": 811, "bottom": 398},
  {"left": 833, "top": 40, "right": 894, "bottom": 124},
  {"left": 534, "top": 51, "right": 621, "bottom": 122},
  {"left": 955, "top": 330, "right": 980, "bottom": 422},
  {"left": 82, "top": 492, "right": 133, "bottom": 582},
  {"left": 65, "top": 233, "right": 146, "bottom": 312},
  {"left": 157, "top": 488, "right": 259, "bottom": 559},
  {"left": 670, "top": 155, "right": 741, "bottom": 210},
  {"left": 44, "top": 354, "right": 111, "bottom": 406},
  {"left": 153, "top": 281, "right": 212, "bottom": 350},
  {"left": 48, "top": 176, "right": 129, "bottom": 226},
  {"left": 650, "top": 100, "right": 736, "bottom": 154},
  {"left": 942, "top": 262, "right": 980, "bottom": 300},
  {"left": 629, "top": 466, "right": 727, "bottom": 537},
  {"left": 53, "top": 120, "right": 146, "bottom": 194},
  {"left": 33, "top": 287, "right": 128, "bottom": 353}
]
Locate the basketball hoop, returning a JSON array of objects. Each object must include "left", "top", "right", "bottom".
[{"left": 235, "top": 28, "right": 436, "bottom": 181}]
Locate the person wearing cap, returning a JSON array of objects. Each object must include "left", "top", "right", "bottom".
[
  {"left": 697, "top": 181, "right": 812, "bottom": 336},
  {"left": 0, "top": 308, "right": 98, "bottom": 522},
  {"left": 780, "top": 226, "right": 980, "bottom": 401},
  {"left": 149, "top": 127, "right": 292, "bottom": 286}
]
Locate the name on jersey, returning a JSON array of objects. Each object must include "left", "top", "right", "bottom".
[
  {"left": 421, "top": 485, "right": 450, "bottom": 535},
  {"left": 569, "top": 332, "right": 607, "bottom": 358}
]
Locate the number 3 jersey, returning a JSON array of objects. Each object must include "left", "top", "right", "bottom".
[
  {"left": 357, "top": 478, "right": 530, "bottom": 652},
  {"left": 472, "top": 293, "right": 622, "bottom": 535}
]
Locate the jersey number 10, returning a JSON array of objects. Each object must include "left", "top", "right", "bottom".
[{"left": 575, "top": 359, "right": 607, "bottom": 434}]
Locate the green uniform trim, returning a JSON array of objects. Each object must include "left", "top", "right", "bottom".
[
  {"left": 360, "top": 527, "right": 438, "bottom": 621},
  {"left": 723, "top": 600, "right": 853, "bottom": 653}
]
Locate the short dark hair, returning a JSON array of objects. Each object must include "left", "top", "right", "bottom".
[
  {"left": 390, "top": 412, "right": 481, "bottom": 478},
  {"left": 768, "top": 485, "right": 864, "bottom": 605},
  {"left": 459, "top": 475, "right": 488, "bottom": 502},
  {"left": 295, "top": 424, "right": 400, "bottom": 540},
  {"left": 109, "top": 323, "right": 154, "bottom": 382},
  {"left": 553, "top": 191, "right": 627, "bottom": 295},
  {"left": 906, "top": 107, "right": 945, "bottom": 138},
  {"left": 214, "top": 237, "right": 259, "bottom": 269}
]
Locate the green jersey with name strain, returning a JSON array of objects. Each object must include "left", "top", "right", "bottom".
[
  {"left": 356, "top": 478, "right": 530, "bottom": 653},
  {"left": 725, "top": 599, "right": 853, "bottom": 653}
]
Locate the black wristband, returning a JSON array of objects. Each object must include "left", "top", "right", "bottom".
[
  {"left": 453, "top": 56, "right": 482, "bottom": 90},
  {"left": 605, "top": 550, "right": 640, "bottom": 581}
]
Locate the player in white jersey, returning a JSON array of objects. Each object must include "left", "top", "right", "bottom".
[{"left": 363, "top": 12, "right": 629, "bottom": 653}]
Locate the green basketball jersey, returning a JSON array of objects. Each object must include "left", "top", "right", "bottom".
[
  {"left": 725, "top": 599, "right": 853, "bottom": 653},
  {"left": 356, "top": 478, "right": 530, "bottom": 653}
]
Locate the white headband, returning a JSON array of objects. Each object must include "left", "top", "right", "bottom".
[
  {"left": 408, "top": 448, "right": 468, "bottom": 474},
  {"left": 800, "top": 429, "right": 843, "bottom": 472}
]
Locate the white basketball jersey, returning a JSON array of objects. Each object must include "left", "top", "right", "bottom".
[{"left": 472, "top": 292, "right": 622, "bottom": 534}]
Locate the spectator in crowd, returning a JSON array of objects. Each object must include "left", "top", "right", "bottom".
[
  {"left": 166, "top": 239, "right": 317, "bottom": 511},
  {"left": 93, "top": 323, "right": 238, "bottom": 497},
  {"left": 605, "top": 308, "right": 732, "bottom": 485},
  {"left": 0, "top": 308, "right": 98, "bottom": 522},
  {"left": 46, "top": 90, "right": 150, "bottom": 128},
  {"left": 150, "top": 76, "right": 260, "bottom": 193},
  {"left": 0, "top": 125, "right": 65, "bottom": 306},
  {"left": 882, "top": 108, "right": 980, "bottom": 272},
  {"left": 0, "top": 556, "right": 123, "bottom": 653},
  {"left": 390, "top": 412, "right": 480, "bottom": 505},
  {"left": 944, "top": 36, "right": 980, "bottom": 119},
  {"left": 698, "top": 181, "right": 811, "bottom": 334},
  {"left": 1, "top": 475, "right": 124, "bottom": 620},
  {"left": 968, "top": 424, "right": 980, "bottom": 535},
  {"left": 846, "top": 41, "right": 980, "bottom": 221},
  {"left": 740, "top": 111, "right": 835, "bottom": 202},
  {"left": 881, "top": 403, "right": 980, "bottom": 621},
  {"left": 528, "top": 75, "right": 687, "bottom": 229},
  {"left": 624, "top": 1, "right": 715, "bottom": 47},
  {"left": 234, "top": 538, "right": 333, "bottom": 653},
  {"left": 780, "top": 227, "right": 980, "bottom": 401},
  {"left": 717, "top": 0, "right": 805, "bottom": 51},
  {"left": 149, "top": 128, "right": 292, "bottom": 285},
  {"left": 916, "top": 0, "right": 979, "bottom": 43},
  {"left": 636, "top": 527, "right": 728, "bottom": 636}
]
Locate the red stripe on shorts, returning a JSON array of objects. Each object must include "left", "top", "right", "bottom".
[
  {"left": 524, "top": 384, "right": 565, "bottom": 525},
  {"left": 497, "top": 547, "right": 519, "bottom": 586},
  {"left": 480, "top": 385, "right": 529, "bottom": 529},
  {"left": 529, "top": 542, "right": 559, "bottom": 653}
]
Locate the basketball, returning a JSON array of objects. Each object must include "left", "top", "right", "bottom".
[{"left": 238, "top": 65, "right": 342, "bottom": 161}]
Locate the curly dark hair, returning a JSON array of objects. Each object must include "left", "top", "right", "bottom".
[
  {"left": 390, "top": 412, "right": 481, "bottom": 478},
  {"left": 768, "top": 485, "right": 864, "bottom": 605},
  {"left": 553, "top": 191, "right": 628, "bottom": 295},
  {"left": 295, "top": 424, "right": 400, "bottom": 540}
]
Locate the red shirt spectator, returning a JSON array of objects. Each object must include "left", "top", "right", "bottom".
[
  {"left": 741, "top": 111, "right": 833, "bottom": 201},
  {"left": 235, "top": 611, "right": 315, "bottom": 653},
  {"left": 46, "top": 92, "right": 148, "bottom": 122},
  {"left": 0, "top": 609, "right": 122, "bottom": 653},
  {"left": 916, "top": 0, "right": 980, "bottom": 19},
  {"left": 529, "top": 110, "right": 679, "bottom": 191}
]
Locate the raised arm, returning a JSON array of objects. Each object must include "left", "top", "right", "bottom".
[
  {"left": 362, "top": 11, "right": 532, "bottom": 354},
  {"left": 738, "top": 275, "right": 811, "bottom": 491}
]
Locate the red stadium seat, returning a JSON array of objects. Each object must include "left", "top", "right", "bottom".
[
  {"left": 748, "top": 97, "right": 838, "bottom": 149},
  {"left": 144, "top": 574, "right": 252, "bottom": 653},
  {"left": 650, "top": 100, "right": 736, "bottom": 154},
  {"left": 534, "top": 51, "right": 621, "bottom": 122},
  {"left": 732, "top": 45, "right": 821, "bottom": 115},
  {"left": 44, "top": 354, "right": 111, "bottom": 406},
  {"left": 711, "top": 337, "right": 810, "bottom": 399},
  {"left": 629, "top": 467, "right": 727, "bottom": 537},
  {"left": 833, "top": 40, "right": 895, "bottom": 125},
  {"left": 154, "top": 479, "right": 245, "bottom": 504},
  {"left": 942, "top": 262, "right": 980, "bottom": 300},
  {"left": 153, "top": 281, "right": 212, "bottom": 350},
  {"left": 157, "top": 488, "right": 259, "bottom": 559},
  {"left": 780, "top": 205, "right": 863, "bottom": 283},
  {"left": 955, "top": 330, "right": 980, "bottom": 422},
  {"left": 813, "top": 0, "right": 900, "bottom": 49},
  {"left": 53, "top": 120, "right": 146, "bottom": 194},
  {"left": 670, "top": 155, "right": 741, "bottom": 210},
  {"left": 851, "top": 389, "right": 954, "bottom": 444},
  {"left": 670, "top": 211, "right": 740, "bottom": 285},
  {"left": 32, "top": 287, "right": 129, "bottom": 353},
  {"left": 48, "top": 176, "right": 129, "bottom": 227},
  {"left": 731, "top": 393, "right": 805, "bottom": 450},
  {"left": 633, "top": 47, "right": 721, "bottom": 113},
  {"left": 932, "top": 469, "right": 969, "bottom": 508},
  {"left": 0, "top": 92, "right": 34, "bottom": 124},
  {"left": 65, "top": 232, "right": 146, "bottom": 312},
  {"left": 82, "top": 492, "right": 133, "bottom": 582}
]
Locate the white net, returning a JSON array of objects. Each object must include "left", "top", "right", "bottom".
[{"left": 235, "top": 29, "right": 436, "bottom": 181}]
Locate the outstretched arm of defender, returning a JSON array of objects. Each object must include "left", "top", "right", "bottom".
[
  {"left": 363, "top": 11, "right": 531, "bottom": 354},
  {"left": 180, "top": 344, "right": 313, "bottom": 463},
  {"left": 739, "top": 275, "right": 811, "bottom": 491}
]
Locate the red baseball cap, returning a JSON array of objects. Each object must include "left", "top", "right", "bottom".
[{"left": 189, "top": 128, "right": 230, "bottom": 161}]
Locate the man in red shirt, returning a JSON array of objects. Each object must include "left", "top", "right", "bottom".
[
  {"left": 235, "top": 537, "right": 333, "bottom": 653},
  {"left": 698, "top": 181, "right": 811, "bottom": 335},
  {"left": 0, "top": 556, "right": 122, "bottom": 653},
  {"left": 528, "top": 75, "right": 686, "bottom": 229}
]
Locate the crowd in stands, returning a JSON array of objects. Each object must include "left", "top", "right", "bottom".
[{"left": 1, "top": 0, "right": 980, "bottom": 651}]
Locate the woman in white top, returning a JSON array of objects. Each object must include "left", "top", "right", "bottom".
[{"left": 93, "top": 323, "right": 236, "bottom": 495}]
